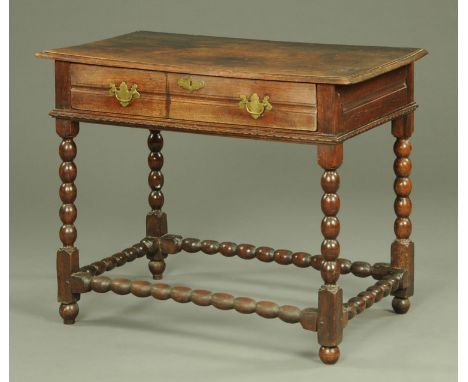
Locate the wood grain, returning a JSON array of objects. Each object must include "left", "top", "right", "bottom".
[
  {"left": 43, "top": 33, "right": 425, "bottom": 144},
  {"left": 69, "top": 64, "right": 317, "bottom": 131},
  {"left": 167, "top": 73, "right": 316, "bottom": 105},
  {"left": 337, "top": 66, "right": 410, "bottom": 132},
  {"left": 146, "top": 130, "right": 168, "bottom": 280},
  {"left": 39, "top": 31, "right": 426, "bottom": 363},
  {"left": 55, "top": 61, "right": 71, "bottom": 109},
  {"left": 317, "top": 285, "right": 343, "bottom": 346},
  {"left": 316, "top": 66, "right": 412, "bottom": 135},
  {"left": 70, "top": 63, "right": 166, "bottom": 93},
  {"left": 317, "top": 144, "right": 344, "bottom": 363},
  {"left": 49, "top": 103, "right": 417, "bottom": 145},
  {"left": 71, "top": 87, "right": 167, "bottom": 118},
  {"left": 70, "top": 272, "right": 317, "bottom": 329},
  {"left": 391, "top": 114, "right": 415, "bottom": 311},
  {"left": 36, "top": 31, "right": 427, "bottom": 84},
  {"left": 169, "top": 96, "right": 316, "bottom": 131},
  {"left": 56, "top": 118, "right": 80, "bottom": 324}
]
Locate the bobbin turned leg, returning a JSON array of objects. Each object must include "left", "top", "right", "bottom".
[
  {"left": 56, "top": 119, "right": 80, "bottom": 324},
  {"left": 391, "top": 115, "right": 414, "bottom": 314},
  {"left": 146, "top": 130, "right": 168, "bottom": 280},
  {"left": 316, "top": 144, "right": 344, "bottom": 365}
]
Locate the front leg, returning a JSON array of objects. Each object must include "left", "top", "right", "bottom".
[
  {"left": 391, "top": 115, "right": 414, "bottom": 314},
  {"left": 146, "top": 130, "right": 168, "bottom": 279},
  {"left": 316, "top": 144, "right": 344, "bottom": 365},
  {"left": 56, "top": 119, "right": 80, "bottom": 324}
]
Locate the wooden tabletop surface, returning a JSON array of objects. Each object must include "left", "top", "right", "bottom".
[{"left": 36, "top": 31, "right": 427, "bottom": 84}]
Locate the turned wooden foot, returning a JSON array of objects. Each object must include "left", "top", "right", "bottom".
[
  {"left": 148, "top": 259, "right": 166, "bottom": 280},
  {"left": 392, "top": 297, "right": 410, "bottom": 314},
  {"left": 59, "top": 302, "right": 79, "bottom": 325},
  {"left": 319, "top": 346, "right": 340, "bottom": 365}
]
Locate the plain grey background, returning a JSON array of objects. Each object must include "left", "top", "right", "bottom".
[{"left": 11, "top": 0, "right": 457, "bottom": 381}]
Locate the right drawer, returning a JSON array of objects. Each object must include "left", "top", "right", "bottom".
[{"left": 167, "top": 74, "right": 317, "bottom": 131}]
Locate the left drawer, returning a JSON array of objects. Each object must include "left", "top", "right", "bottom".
[{"left": 70, "top": 64, "right": 167, "bottom": 117}]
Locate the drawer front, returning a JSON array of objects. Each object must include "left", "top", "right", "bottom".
[
  {"left": 70, "top": 64, "right": 167, "bottom": 117},
  {"left": 167, "top": 74, "right": 317, "bottom": 131},
  {"left": 69, "top": 65, "right": 317, "bottom": 132}
]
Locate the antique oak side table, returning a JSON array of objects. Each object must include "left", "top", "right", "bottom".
[{"left": 36, "top": 32, "right": 427, "bottom": 364}]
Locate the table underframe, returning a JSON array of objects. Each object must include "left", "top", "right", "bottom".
[{"left": 54, "top": 112, "right": 415, "bottom": 365}]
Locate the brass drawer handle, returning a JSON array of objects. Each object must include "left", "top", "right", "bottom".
[
  {"left": 239, "top": 93, "right": 272, "bottom": 119},
  {"left": 177, "top": 77, "right": 205, "bottom": 92},
  {"left": 108, "top": 81, "right": 140, "bottom": 107}
]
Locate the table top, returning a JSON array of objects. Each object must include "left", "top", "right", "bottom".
[{"left": 36, "top": 31, "right": 427, "bottom": 84}]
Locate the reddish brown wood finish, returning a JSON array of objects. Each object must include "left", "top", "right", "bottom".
[
  {"left": 390, "top": 114, "right": 414, "bottom": 313},
  {"left": 55, "top": 61, "right": 71, "bottom": 109},
  {"left": 72, "top": 88, "right": 167, "bottom": 118},
  {"left": 38, "top": 32, "right": 426, "bottom": 364},
  {"left": 71, "top": 64, "right": 167, "bottom": 92},
  {"left": 338, "top": 66, "right": 410, "bottom": 132},
  {"left": 319, "top": 346, "right": 340, "bottom": 365},
  {"left": 36, "top": 31, "right": 427, "bottom": 84},
  {"left": 72, "top": 240, "right": 152, "bottom": 283},
  {"left": 70, "top": 272, "right": 316, "bottom": 329},
  {"left": 146, "top": 131, "right": 168, "bottom": 280},
  {"left": 167, "top": 73, "right": 317, "bottom": 131},
  {"left": 316, "top": 65, "right": 414, "bottom": 136},
  {"left": 49, "top": 103, "right": 417, "bottom": 145},
  {"left": 69, "top": 63, "right": 318, "bottom": 132},
  {"left": 57, "top": 248, "right": 78, "bottom": 303},
  {"left": 155, "top": 234, "right": 394, "bottom": 279},
  {"left": 316, "top": 144, "right": 344, "bottom": 363},
  {"left": 38, "top": 33, "right": 425, "bottom": 144},
  {"left": 59, "top": 302, "right": 79, "bottom": 325},
  {"left": 345, "top": 271, "right": 404, "bottom": 320},
  {"left": 56, "top": 118, "right": 80, "bottom": 324},
  {"left": 65, "top": 64, "right": 414, "bottom": 142}
]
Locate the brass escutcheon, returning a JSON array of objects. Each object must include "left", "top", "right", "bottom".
[
  {"left": 239, "top": 93, "right": 272, "bottom": 119},
  {"left": 108, "top": 81, "right": 140, "bottom": 107},
  {"left": 177, "top": 77, "right": 205, "bottom": 92}
]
